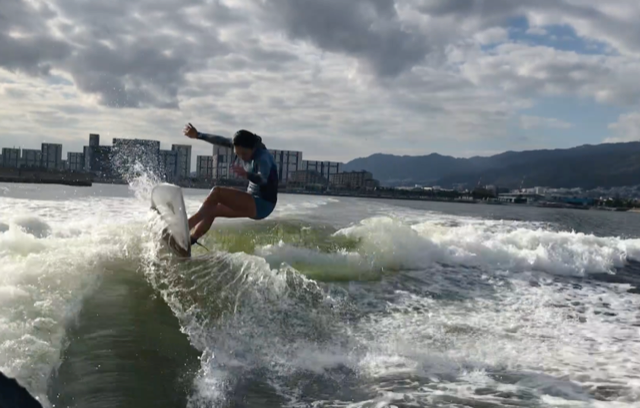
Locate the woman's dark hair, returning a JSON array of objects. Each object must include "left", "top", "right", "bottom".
[{"left": 233, "top": 129, "right": 266, "bottom": 149}]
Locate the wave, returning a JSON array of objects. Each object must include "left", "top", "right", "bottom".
[
  {"left": 252, "top": 215, "right": 640, "bottom": 281},
  {"left": 3, "top": 176, "right": 640, "bottom": 407}
]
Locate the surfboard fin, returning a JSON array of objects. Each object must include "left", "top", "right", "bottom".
[
  {"left": 190, "top": 236, "right": 210, "bottom": 252},
  {"left": 193, "top": 241, "right": 211, "bottom": 252}
]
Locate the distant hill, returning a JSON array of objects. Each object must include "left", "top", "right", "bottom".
[{"left": 343, "top": 142, "right": 640, "bottom": 189}]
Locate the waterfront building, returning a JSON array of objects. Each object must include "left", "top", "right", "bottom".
[
  {"left": 1, "top": 148, "right": 20, "bottom": 168},
  {"left": 171, "top": 144, "right": 192, "bottom": 180},
  {"left": 21, "top": 149, "right": 42, "bottom": 168},
  {"left": 41, "top": 143, "right": 63, "bottom": 170},
  {"left": 67, "top": 152, "right": 85, "bottom": 171},
  {"left": 197, "top": 155, "right": 214, "bottom": 179}
]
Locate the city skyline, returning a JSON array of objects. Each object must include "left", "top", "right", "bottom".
[
  {"left": 0, "top": 136, "right": 216, "bottom": 171},
  {"left": 0, "top": 135, "right": 345, "bottom": 173},
  {"left": 1, "top": 133, "right": 347, "bottom": 187},
  {"left": 2, "top": 1, "right": 640, "bottom": 163}
]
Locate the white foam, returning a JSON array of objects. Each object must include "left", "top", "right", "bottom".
[
  {"left": 332, "top": 215, "right": 640, "bottom": 277},
  {"left": 0, "top": 194, "right": 151, "bottom": 407},
  {"left": 341, "top": 276, "right": 640, "bottom": 406},
  {"left": 249, "top": 212, "right": 640, "bottom": 405},
  {"left": 4, "top": 180, "right": 640, "bottom": 407}
]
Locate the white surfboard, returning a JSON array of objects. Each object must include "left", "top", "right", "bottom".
[{"left": 150, "top": 183, "right": 191, "bottom": 258}]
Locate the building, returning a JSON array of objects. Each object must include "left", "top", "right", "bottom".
[
  {"left": 364, "top": 178, "right": 381, "bottom": 189},
  {"left": 269, "top": 149, "right": 302, "bottom": 184},
  {"left": 21, "top": 149, "right": 42, "bottom": 168},
  {"left": 1, "top": 148, "right": 20, "bottom": 168},
  {"left": 197, "top": 155, "right": 214, "bottom": 179},
  {"left": 112, "top": 138, "right": 160, "bottom": 176},
  {"left": 171, "top": 144, "right": 192, "bottom": 180},
  {"left": 330, "top": 170, "right": 376, "bottom": 190},
  {"left": 299, "top": 160, "right": 342, "bottom": 181},
  {"left": 497, "top": 193, "right": 540, "bottom": 204},
  {"left": 290, "top": 170, "right": 329, "bottom": 187},
  {"left": 159, "top": 150, "right": 178, "bottom": 181},
  {"left": 211, "top": 145, "right": 234, "bottom": 180},
  {"left": 41, "top": 143, "right": 63, "bottom": 170},
  {"left": 89, "top": 133, "right": 100, "bottom": 147},
  {"left": 84, "top": 145, "right": 113, "bottom": 176},
  {"left": 67, "top": 152, "right": 85, "bottom": 172},
  {"left": 483, "top": 185, "right": 498, "bottom": 196}
]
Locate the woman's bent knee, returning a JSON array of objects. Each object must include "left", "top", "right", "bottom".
[{"left": 203, "top": 187, "right": 222, "bottom": 206}]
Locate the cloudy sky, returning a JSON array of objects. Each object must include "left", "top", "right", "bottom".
[{"left": 2, "top": 0, "right": 640, "bottom": 163}]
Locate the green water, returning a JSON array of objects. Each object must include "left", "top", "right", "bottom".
[{"left": 196, "top": 220, "right": 374, "bottom": 282}]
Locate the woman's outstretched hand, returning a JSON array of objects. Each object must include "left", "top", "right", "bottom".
[{"left": 184, "top": 123, "right": 198, "bottom": 139}]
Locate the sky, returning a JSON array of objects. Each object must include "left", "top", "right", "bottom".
[{"left": 2, "top": 0, "right": 640, "bottom": 164}]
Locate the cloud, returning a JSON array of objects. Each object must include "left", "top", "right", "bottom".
[
  {"left": 526, "top": 27, "right": 548, "bottom": 36},
  {"left": 474, "top": 27, "right": 509, "bottom": 45},
  {"left": 605, "top": 112, "right": 640, "bottom": 143},
  {"left": 1, "top": 0, "right": 640, "bottom": 162},
  {"left": 0, "top": 0, "right": 240, "bottom": 108},
  {"left": 257, "top": 0, "right": 432, "bottom": 78},
  {"left": 519, "top": 115, "right": 573, "bottom": 130},
  {"left": 460, "top": 43, "right": 640, "bottom": 106}
]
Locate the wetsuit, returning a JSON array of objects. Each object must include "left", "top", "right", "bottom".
[{"left": 196, "top": 132, "right": 278, "bottom": 219}]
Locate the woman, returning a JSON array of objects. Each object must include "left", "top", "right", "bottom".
[{"left": 183, "top": 123, "right": 278, "bottom": 247}]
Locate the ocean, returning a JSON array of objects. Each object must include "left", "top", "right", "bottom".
[{"left": 1, "top": 180, "right": 639, "bottom": 408}]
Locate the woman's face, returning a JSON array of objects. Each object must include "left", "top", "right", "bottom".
[{"left": 234, "top": 145, "right": 253, "bottom": 161}]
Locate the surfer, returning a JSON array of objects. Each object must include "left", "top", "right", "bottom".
[{"left": 183, "top": 123, "right": 278, "bottom": 246}]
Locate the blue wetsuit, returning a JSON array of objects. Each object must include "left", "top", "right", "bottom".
[{"left": 196, "top": 132, "right": 278, "bottom": 220}]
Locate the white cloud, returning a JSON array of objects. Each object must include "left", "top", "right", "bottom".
[
  {"left": 605, "top": 112, "right": 640, "bottom": 143},
  {"left": 474, "top": 27, "right": 509, "bottom": 45},
  {"left": 526, "top": 27, "right": 548, "bottom": 36},
  {"left": 459, "top": 43, "right": 640, "bottom": 106},
  {"left": 519, "top": 115, "right": 573, "bottom": 130},
  {"left": 2, "top": 0, "right": 640, "bottom": 162}
]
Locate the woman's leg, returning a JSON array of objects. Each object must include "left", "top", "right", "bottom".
[
  {"left": 188, "top": 187, "right": 257, "bottom": 241},
  {"left": 191, "top": 203, "right": 247, "bottom": 241}
]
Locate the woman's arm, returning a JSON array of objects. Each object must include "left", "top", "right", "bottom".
[
  {"left": 183, "top": 123, "right": 233, "bottom": 148},
  {"left": 195, "top": 132, "right": 233, "bottom": 148}
]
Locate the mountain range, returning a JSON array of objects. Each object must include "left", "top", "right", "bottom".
[{"left": 342, "top": 142, "right": 640, "bottom": 189}]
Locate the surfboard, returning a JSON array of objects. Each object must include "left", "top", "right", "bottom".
[{"left": 150, "top": 183, "right": 191, "bottom": 258}]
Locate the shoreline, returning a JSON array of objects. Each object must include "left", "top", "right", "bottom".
[
  {"left": 0, "top": 168, "right": 92, "bottom": 187},
  {"left": 0, "top": 177, "right": 92, "bottom": 187},
  {"left": 1, "top": 177, "right": 635, "bottom": 212}
]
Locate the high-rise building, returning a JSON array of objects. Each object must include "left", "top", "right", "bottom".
[
  {"left": 67, "top": 152, "right": 85, "bottom": 172},
  {"left": 83, "top": 146, "right": 92, "bottom": 172},
  {"left": 299, "top": 160, "right": 342, "bottom": 182},
  {"left": 211, "top": 145, "right": 234, "bottom": 180},
  {"left": 171, "top": 144, "right": 192, "bottom": 179},
  {"left": 84, "top": 145, "right": 113, "bottom": 176},
  {"left": 112, "top": 138, "right": 160, "bottom": 176},
  {"left": 197, "top": 155, "right": 214, "bottom": 179},
  {"left": 41, "top": 143, "right": 63, "bottom": 170},
  {"left": 89, "top": 133, "right": 100, "bottom": 147},
  {"left": 269, "top": 149, "right": 302, "bottom": 184},
  {"left": 159, "top": 150, "right": 178, "bottom": 182},
  {"left": 1, "top": 148, "right": 20, "bottom": 168},
  {"left": 21, "top": 149, "right": 42, "bottom": 168}
]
